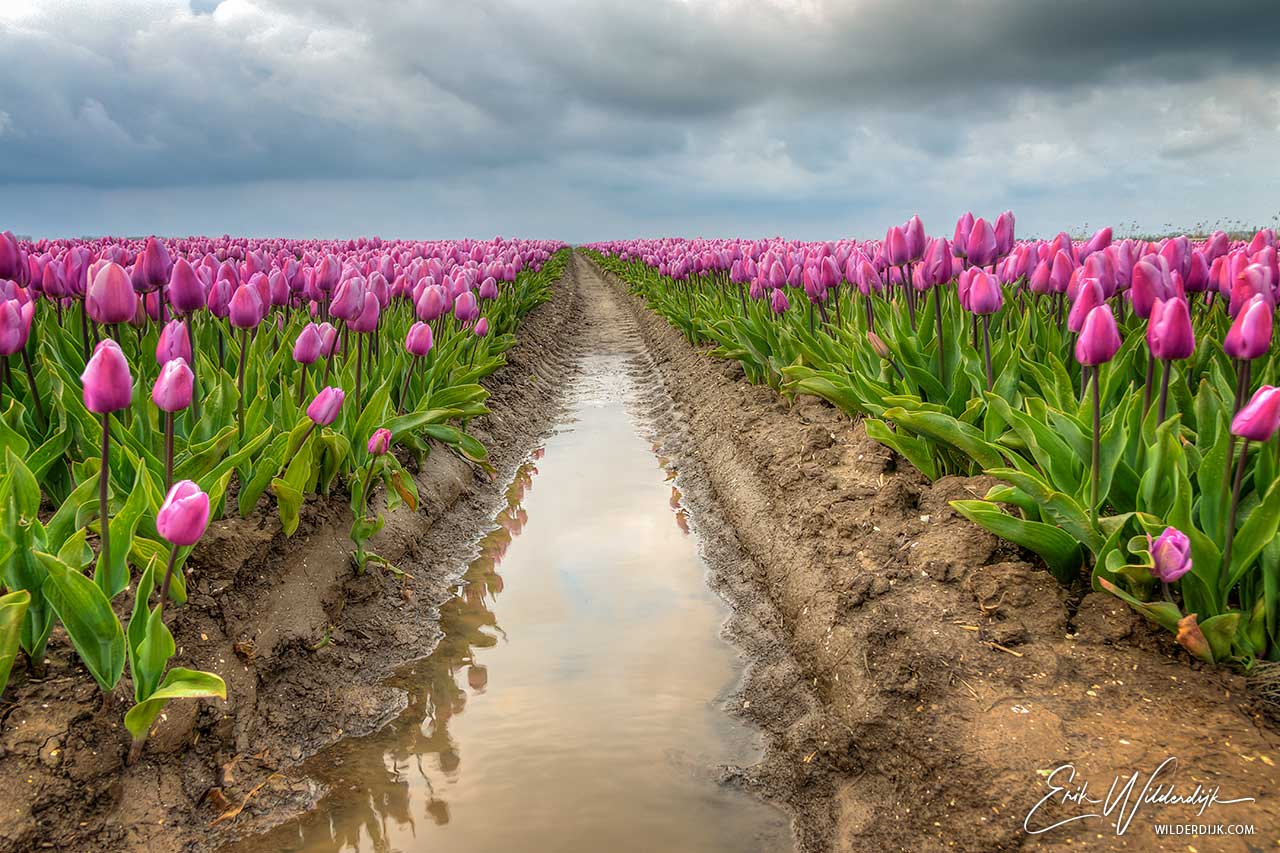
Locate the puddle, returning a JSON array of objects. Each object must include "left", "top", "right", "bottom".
[{"left": 229, "top": 352, "right": 791, "bottom": 852}]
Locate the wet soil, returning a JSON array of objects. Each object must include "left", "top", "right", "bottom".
[{"left": 4, "top": 252, "right": 1279, "bottom": 852}]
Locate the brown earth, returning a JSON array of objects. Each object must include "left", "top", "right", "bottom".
[
  {"left": 587, "top": 253, "right": 1280, "bottom": 852},
  {"left": 0, "top": 266, "right": 584, "bottom": 852},
  {"left": 4, "top": 253, "right": 1278, "bottom": 852}
]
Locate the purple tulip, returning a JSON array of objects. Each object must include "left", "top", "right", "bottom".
[
  {"left": 138, "top": 237, "right": 172, "bottom": 291},
  {"left": 903, "top": 216, "right": 926, "bottom": 262},
  {"left": 350, "top": 292, "right": 380, "bottom": 334},
  {"left": 1224, "top": 295, "right": 1272, "bottom": 361},
  {"left": 965, "top": 218, "right": 998, "bottom": 267},
  {"left": 228, "top": 284, "right": 264, "bottom": 329},
  {"left": 293, "top": 323, "right": 323, "bottom": 364},
  {"left": 1067, "top": 278, "right": 1105, "bottom": 333},
  {"left": 454, "top": 290, "right": 478, "bottom": 322},
  {"left": 474, "top": 317, "right": 489, "bottom": 337},
  {"left": 156, "top": 319, "right": 193, "bottom": 366},
  {"left": 86, "top": 262, "right": 138, "bottom": 325},
  {"left": 0, "top": 231, "right": 21, "bottom": 281},
  {"left": 0, "top": 298, "right": 34, "bottom": 356},
  {"left": 367, "top": 428, "right": 392, "bottom": 456},
  {"left": 478, "top": 276, "right": 499, "bottom": 300},
  {"left": 167, "top": 258, "right": 205, "bottom": 313},
  {"left": 770, "top": 287, "right": 789, "bottom": 314},
  {"left": 1231, "top": 386, "right": 1280, "bottom": 442},
  {"left": 993, "top": 210, "right": 1015, "bottom": 257},
  {"left": 1075, "top": 305, "right": 1122, "bottom": 366},
  {"left": 883, "top": 226, "right": 910, "bottom": 266},
  {"left": 330, "top": 276, "right": 366, "bottom": 321},
  {"left": 966, "top": 270, "right": 1003, "bottom": 315},
  {"left": 317, "top": 321, "right": 339, "bottom": 357},
  {"left": 952, "top": 213, "right": 974, "bottom": 256},
  {"left": 152, "top": 357, "right": 194, "bottom": 413},
  {"left": 405, "top": 321, "right": 434, "bottom": 357},
  {"left": 307, "top": 386, "right": 344, "bottom": 426},
  {"left": 1146, "top": 297, "right": 1194, "bottom": 361},
  {"left": 206, "top": 277, "right": 233, "bottom": 318},
  {"left": 156, "top": 480, "right": 211, "bottom": 547},
  {"left": 1147, "top": 527, "right": 1192, "bottom": 583},
  {"left": 81, "top": 339, "right": 133, "bottom": 413}
]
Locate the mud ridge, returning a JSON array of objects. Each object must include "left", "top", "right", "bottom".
[
  {"left": 587, "top": 252, "right": 1280, "bottom": 852},
  {"left": 0, "top": 265, "right": 585, "bottom": 853}
]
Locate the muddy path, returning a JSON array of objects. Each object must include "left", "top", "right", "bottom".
[
  {"left": 4, "top": 253, "right": 1279, "bottom": 852},
  {"left": 586, "top": 254, "right": 1280, "bottom": 852}
]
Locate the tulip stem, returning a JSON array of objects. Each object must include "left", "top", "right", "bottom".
[
  {"left": 236, "top": 328, "right": 248, "bottom": 442},
  {"left": 1142, "top": 352, "right": 1155, "bottom": 414},
  {"left": 1157, "top": 360, "right": 1173, "bottom": 425},
  {"left": 355, "top": 334, "right": 364, "bottom": 412},
  {"left": 1222, "top": 439, "right": 1249, "bottom": 594},
  {"left": 296, "top": 363, "right": 308, "bottom": 407},
  {"left": 1090, "top": 367, "right": 1101, "bottom": 528},
  {"left": 99, "top": 412, "right": 111, "bottom": 587},
  {"left": 982, "top": 315, "right": 993, "bottom": 392},
  {"left": 933, "top": 289, "right": 945, "bottom": 381},
  {"left": 20, "top": 348, "right": 46, "bottom": 430},
  {"left": 398, "top": 357, "right": 417, "bottom": 415},
  {"left": 163, "top": 411, "right": 174, "bottom": 493},
  {"left": 157, "top": 543, "right": 180, "bottom": 618},
  {"left": 79, "top": 306, "right": 90, "bottom": 360}
]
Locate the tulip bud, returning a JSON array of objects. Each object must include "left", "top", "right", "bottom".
[
  {"left": 993, "top": 210, "right": 1015, "bottom": 257},
  {"left": 82, "top": 339, "right": 134, "bottom": 413},
  {"left": 1224, "top": 295, "right": 1272, "bottom": 361},
  {"left": 228, "top": 284, "right": 264, "bottom": 329},
  {"left": 965, "top": 218, "right": 998, "bottom": 267},
  {"left": 293, "top": 324, "right": 323, "bottom": 364},
  {"left": 139, "top": 237, "right": 172, "bottom": 290},
  {"left": 1231, "top": 385, "right": 1280, "bottom": 442},
  {"left": 952, "top": 213, "right": 974, "bottom": 256},
  {"left": 86, "top": 262, "right": 139, "bottom": 325},
  {"left": 478, "top": 276, "right": 499, "bottom": 300},
  {"left": 966, "top": 271, "right": 1003, "bottom": 315},
  {"left": 1075, "top": 305, "right": 1122, "bottom": 366},
  {"left": 350, "top": 292, "right": 380, "bottom": 334},
  {"left": 405, "top": 321, "right": 434, "bottom": 357},
  {"left": 317, "top": 321, "right": 339, "bottom": 357},
  {"left": 903, "top": 216, "right": 926, "bottom": 262},
  {"left": 883, "top": 226, "right": 910, "bottom": 266},
  {"left": 156, "top": 319, "right": 193, "bottom": 366},
  {"left": 770, "top": 287, "right": 789, "bottom": 314},
  {"left": 453, "top": 290, "right": 478, "bottom": 322},
  {"left": 474, "top": 317, "right": 489, "bottom": 337},
  {"left": 1146, "top": 297, "right": 1194, "bottom": 360},
  {"left": 152, "top": 357, "right": 194, "bottom": 412},
  {"left": 1147, "top": 527, "right": 1192, "bottom": 583},
  {"left": 0, "top": 298, "right": 34, "bottom": 356},
  {"left": 866, "top": 331, "right": 892, "bottom": 359},
  {"left": 307, "top": 386, "right": 344, "bottom": 426},
  {"left": 367, "top": 427, "right": 392, "bottom": 456},
  {"left": 0, "top": 231, "right": 21, "bottom": 281},
  {"left": 156, "top": 480, "right": 211, "bottom": 546}
]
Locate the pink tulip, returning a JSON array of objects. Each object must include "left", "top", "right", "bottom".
[
  {"left": 965, "top": 218, "right": 998, "bottom": 267},
  {"left": 1231, "top": 386, "right": 1280, "bottom": 442},
  {"left": 770, "top": 287, "right": 789, "bottom": 314},
  {"left": 0, "top": 298, "right": 34, "bottom": 356},
  {"left": 1146, "top": 297, "right": 1194, "bottom": 361},
  {"left": 474, "top": 317, "right": 489, "bottom": 337},
  {"left": 0, "top": 231, "right": 21, "bottom": 281},
  {"left": 406, "top": 321, "right": 434, "bottom": 356},
  {"left": 350, "top": 292, "right": 380, "bottom": 333},
  {"left": 156, "top": 480, "right": 211, "bottom": 547},
  {"left": 86, "top": 262, "right": 138, "bottom": 325},
  {"left": 1224, "top": 295, "right": 1272, "bottom": 361},
  {"left": 1075, "top": 305, "right": 1122, "bottom": 366},
  {"left": 367, "top": 428, "right": 392, "bottom": 456},
  {"left": 1148, "top": 527, "right": 1192, "bottom": 583},
  {"left": 152, "top": 357, "right": 194, "bottom": 412},
  {"left": 307, "top": 386, "right": 344, "bottom": 425},
  {"left": 966, "top": 270, "right": 1003, "bottom": 315},
  {"left": 293, "top": 323, "right": 323, "bottom": 364},
  {"left": 156, "top": 319, "right": 193, "bottom": 366},
  {"left": 228, "top": 284, "right": 264, "bottom": 329},
  {"left": 82, "top": 339, "right": 133, "bottom": 413}
]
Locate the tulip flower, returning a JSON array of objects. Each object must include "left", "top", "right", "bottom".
[
  {"left": 965, "top": 218, "right": 998, "bottom": 268},
  {"left": 1148, "top": 527, "right": 1192, "bottom": 585},
  {"left": 1224, "top": 294, "right": 1272, "bottom": 409},
  {"left": 82, "top": 339, "right": 133, "bottom": 592},
  {"left": 368, "top": 428, "right": 392, "bottom": 456},
  {"left": 291, "top": 323, "right": 323, "bottom": 405},
  {"left": 1076, "top": 305, "right": 1121, "bottom": 525},
  {"left": 152, "top": 357, "right": 194, "bottom": 489},
  {"left": 307, "top": 386, "right": 344, "bottom": 426},
  {"left": 0, "top": 231, "right": 20, "bottom": 280},
  {"left": 952, "top": 213, "right": 974, "bottom": 257},
  {"left": 168, "top": 258, "right": 206, "bottom": 314},
  {"left": 993, "top": 210, "right": 1015, "bottom": 257},
  {"left": 155, "top": 479, "right": 210, "bottom": 604},
  {"left": 770, "top": 287, "right": 789, "bottom": 315},
  {"left": 399, "top": 321, "right": 435, "bottom": 413},
  {"left": 475, "top": 317, "right": 489, "bottom": 337},
  {"left": 453, "top": 290, "right": 478, "bottom": 323},
  {"left": 0, "top": 297, "right": 43, "bottom": 427},
  {"left": 1221, "top": 385, "right": 1280, "bottom": 580},
  {"left": 156, "top": 319, "right": 193, "bottom": 366},
  {"left": 1147, "top": 297, "right": 1194, "bottom": 423},
  {"left": 86, "top": 262, "right": 138, "bottom": 326},
  {"left": 966, "top": 271, "right": 1002, "bottom": 389}
]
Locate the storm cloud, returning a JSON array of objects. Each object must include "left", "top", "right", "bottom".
[{"left": 1, "top": 0, "right": 1277, "bottom": 240}]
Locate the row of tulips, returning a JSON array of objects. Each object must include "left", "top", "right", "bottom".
[
  {"left": 588, "top": 219, "right": 1280, "bottom": 668},
  {"left": 0, "top": 229, "right": 567, "bottom": 760}
]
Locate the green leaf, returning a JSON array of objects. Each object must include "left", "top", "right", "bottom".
[
  {"left": 951, "top": 500, "right": 1083, "bottom": 584},
  {"left": 124, "top": 667, "right": 226, "bottom": 742},
  {"left": 864, "top": 418, "right": 938, "bottom": 480},
  {"left": 0, "top": 589, "right": 30, "bottom": 698},
  {"left": 39, "top": 552, "right": 125, "bottom": 692},
  {"left": 270, "top": 477, "right": 305, "bottom": 537}
]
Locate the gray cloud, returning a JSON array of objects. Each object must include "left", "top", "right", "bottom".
[{"left": 0, "top": 0, "right": 1277, "bottom": 240}]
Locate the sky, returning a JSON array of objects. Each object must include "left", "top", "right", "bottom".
[{"left": 0, "top": 0, "right": 1277, "bottom": 242}]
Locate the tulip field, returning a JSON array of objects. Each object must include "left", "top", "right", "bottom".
[
  {"left": 0, "top": 231, "right": 566, "bottom": 761},
  {"left": 589, "top": 218, "right": 1280, "bottom": 669}
]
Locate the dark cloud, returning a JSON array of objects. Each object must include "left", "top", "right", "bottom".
[{"left": 0, "top": 0, "right": 1276, "bottom": 239}]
